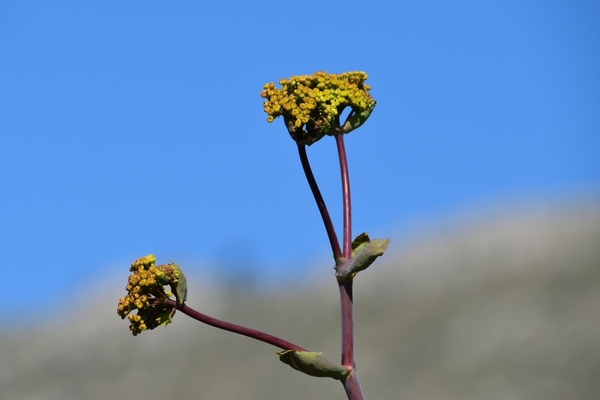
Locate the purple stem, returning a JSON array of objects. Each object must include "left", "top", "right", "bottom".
[
  {"left": 335, "top": 134, "right": 364, "bottom": 400},
  {"left": 164, "top": 298, "right": 306, "bottom": 351},
  {"left": 336, "top": 134, "right": 352, "bottom": 258},
  {"left": 335, "top": 134, "right": 355, "bottom": 367},
  {"left": 297, "top": 136, "right": 365, "bottom": 400},
  {"left": 297, "top": 143, "right": 343, "bottom": 260}
]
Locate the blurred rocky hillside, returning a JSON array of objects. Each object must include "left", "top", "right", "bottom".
[{"left": 2, "top": 200, "right": 599, "bottom": 399}]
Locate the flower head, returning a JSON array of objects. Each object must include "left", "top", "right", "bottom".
[
  {"left": 260, "top": 71, "right": 376, "bottom": 145},
  {"left": 116, "top": 254, "right": 187, "bottom": 336}
]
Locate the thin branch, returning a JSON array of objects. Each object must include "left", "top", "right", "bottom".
[
  {"left": 336, "top": 134, "right": 352, "bottom": 258},
  {"left": 297, "top": 143, "right": 343, "bottom": 260},
  {"left": 164, "top": 298, "right": 306, "bottom": 351}
]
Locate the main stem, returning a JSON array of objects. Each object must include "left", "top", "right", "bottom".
[
  {"left": 335, "top": 134, "right": 364, "bottom": 400},
  {"left": 336, "top": 134, "right": 354, "bottom": 366},
  {"left": 297, "top": 138, "right": 365, "bottom": 400}
]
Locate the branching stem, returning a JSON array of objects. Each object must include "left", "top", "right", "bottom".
[{"left": 297, "top": 135, "right": 365, "bottom": 400}]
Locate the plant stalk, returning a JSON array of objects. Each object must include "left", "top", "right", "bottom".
[
  {"left": 297, "top": 143, "right": 343, "bottom": 260},
  {"left": 336, "top": 134, "right": 352, "bottom": 258},
  {"left": 297, "top": 136, "right": 365, "bottom": 400},
  {"left": 335, "top": 134, "right": 364, "bottom": 400},
  {"left": 165, "top": 298, "right": 306, "bottom": 351}
]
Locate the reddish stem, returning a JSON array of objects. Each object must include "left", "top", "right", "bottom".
[
  {"left": 297, "top": 143, "right": 343, "bottom": 260},
  {"left": 336, "top": 134, "right": 355, "bottom": 365},
  {"left": 297, "top": 135, "right": 365, "bottom": 400},
  {"left": 163, "top": 298, "right": 306, "bottom": 351},
  {"left": 336, "top": 134, "right": 364, "bottom": 400},
  {"left": 336, "top": 134, "right": 352, "bottom": 258}
]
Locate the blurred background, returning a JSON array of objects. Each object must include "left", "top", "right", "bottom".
[{"left": 1, "top": 1, "right": 599, "bottom": 399}]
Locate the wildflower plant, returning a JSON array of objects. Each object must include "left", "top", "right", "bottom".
[{"left": 117, "top": 71, "right": 388, "bottom": 400}]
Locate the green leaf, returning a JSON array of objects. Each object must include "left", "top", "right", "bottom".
[
  {"left": 335, "top": 233, "right": 390, "bottom": 281},
  {"left": 351, "top": 232, "right": 371, "bottom": 256},
  {"left": 340, "top": 102, "right": 376, "bottom": 133},
  {"left": 277, "top": 350, "right": 351, "bottom": 380},
  {"left": 158, "top": 309, "right": 173, "bottom": 327},
  {"left": 169, "top": 261, "right": 188, "bottom": 306}
]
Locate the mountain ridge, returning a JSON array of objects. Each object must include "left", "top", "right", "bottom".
[{"left": 2, "top": 200, "right": 599, "bottom": 400}]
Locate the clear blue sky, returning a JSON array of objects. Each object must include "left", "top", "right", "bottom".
[{"left": 1, "top": 1, "right": 598, "bottom": 319}]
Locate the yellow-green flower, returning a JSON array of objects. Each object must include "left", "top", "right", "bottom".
[
  {"left": 260, "top": 71, "right": 376, "bottom": 145},
  {"left": 117, "top": 254, "right": 186, "bottom": 336}
]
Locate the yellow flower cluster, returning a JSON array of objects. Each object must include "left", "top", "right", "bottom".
[
  {"left": 116, "top": 254, "right": 181, "bottom": 336},
  {"left": 260, "top": 71, "right": 376, "bottom": 144}
]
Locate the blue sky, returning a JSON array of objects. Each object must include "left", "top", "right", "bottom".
[{"left": 1, "top": 1, "right": 598, "bottom": 319}]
